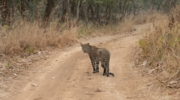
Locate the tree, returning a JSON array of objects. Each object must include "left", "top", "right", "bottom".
[
  {"left": 1, "top": 0, "right": 10, "bottom": 26},
  {"left": 42, "top": 0, "right": 55, "bottom": 27}
]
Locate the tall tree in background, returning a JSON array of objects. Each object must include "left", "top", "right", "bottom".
[
  {"left": 59, "top": 0, "right": 68, "bottom": 23},
  {"left": 18, "top": 0, "right": 25, "bottom": 18},
  {"left": 96, "top": 3, "right": 100, "bottom": 25},
  {"left": 1, "top": 0, "right": 10, "bottom": 26},
  {"left": 76, "top": 0, "right": 81, "bottom": 23},
  {"left": 88, "top": 1, "right": 94, "bottom": 20},
  {"left": 83, "top": 0, "right": 88, "bottom": 25},
  {"left": 42, "top": 0, "right": 55, "bottom": 27}
]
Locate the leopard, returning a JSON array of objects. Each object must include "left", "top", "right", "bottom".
[{"left": 80, "top": 43, "right": 114, "bottom": 77}]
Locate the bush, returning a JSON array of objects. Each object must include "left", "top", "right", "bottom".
[{"left": 138, "top": 7, "right": 180, "bottom": 79}]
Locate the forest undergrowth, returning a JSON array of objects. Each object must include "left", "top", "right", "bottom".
[{"left": 136, "top": 6, "right": 180, "bottom": 88}]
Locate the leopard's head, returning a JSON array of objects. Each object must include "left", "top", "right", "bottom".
[{"left": 80, "top": 43, "right": 91, "bottom": 53}]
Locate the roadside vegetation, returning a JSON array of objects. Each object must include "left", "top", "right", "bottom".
[{"left": 137, "top": 6, "right": 180, "bottom": 87}]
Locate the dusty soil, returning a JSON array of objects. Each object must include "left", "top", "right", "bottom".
[{"left": 2, "top": 24, "right": 180, "bottom": 100}]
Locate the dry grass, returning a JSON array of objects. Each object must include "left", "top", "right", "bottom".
[
  {"left": 118, "top": 15, "right": 136, "bottom": 33},
  {"left": 0, "top": 21, "right": 78, "bottom": 56},
  {"left": 84, "top": 16, "right": 137, "bottom": 36},
  {"left": 137, "top": 7, "right": 180, "bottom": 81},
  {"left": 133, "top": 10, "right": 167, "bottom": 26},
  {"left": 75, "top": 20, "right": 136, "bottom": 39}
]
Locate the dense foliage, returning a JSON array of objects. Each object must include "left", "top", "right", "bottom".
[{"left": 0, "top": 0, "right": 179, "bottom": 27}]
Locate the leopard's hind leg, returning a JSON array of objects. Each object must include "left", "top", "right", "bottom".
[
  {"left": 102, "top": 62, "right": 114, "bottom": 77},
  {"left": 101, "top": 62, "right": 108, "bottom": 76}
]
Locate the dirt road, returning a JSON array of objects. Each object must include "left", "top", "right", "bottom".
[{"left": 7, "top": 24, "right": 178, "bottom": 100}]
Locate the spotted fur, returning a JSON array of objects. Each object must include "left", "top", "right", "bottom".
[{"left": 80, "top": 43, "right": 114, "bottom": 77}]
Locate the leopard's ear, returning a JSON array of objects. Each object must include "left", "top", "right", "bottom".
[{"left": 87, "top": 43, "right": 90, "bottom": 45}]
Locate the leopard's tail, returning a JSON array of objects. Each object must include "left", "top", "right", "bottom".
[{"left": 108, "top": 72, "right": 114, "bottom": 77}]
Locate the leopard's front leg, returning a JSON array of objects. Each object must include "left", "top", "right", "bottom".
[
  {"left": 91, "top": 59, "right": 96, "bottom": 73},
  {"left": 95, "top": 61, "right": 99, "bottom": 72},
  {"left": 91, "top": 59, "right": 99, "bottom": 73}
]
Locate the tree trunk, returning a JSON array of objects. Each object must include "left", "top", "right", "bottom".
[
  {"left": 66, "top": 0, "right": 70, "bottom": 21},
  {"left": 83, "top": 0, "right": 88, "bottom": 26},
  {"left": 42, "top": 0, "right": 55, "bottom": 27},
  {"left": 60, "top": 0, "right": 67, "bottom": 23},
  {"left": 132, "top": 0, "right": 136, "bottom": 16},
  {"left": 105, "top": 5, "right": 110, "bottom": 25},
  {"left": 119, "top": 1, "right": 125, "bottom": 20},
  {"left": 60, "top": 0, "right": 70, "bottom": 23},
  {"left": 71, "top": 0, "right": 76, "bottom": 18},
  {"left": 20, "top": 0, "right": 25, "bottom": 18},
  {"left": 96, "top": 3, "right": 100, "bottom": 26},
  {"left": 128, "top": 2, "right": 132, "bottom": 15},
  {"left": 11, "top": 0, "right": 15, "bottom": 23},
  {"left": 88, "top": 3, "right": 94, "bottom": 20},
  {"left": 66, "top": 0, "right": 71, "bottom": 28},
  {"left": 1, "top": 0, "right": 10, "bottom": 26},
  {"left": 76, "top": 0, "right": 81, "bottom": 23}
]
